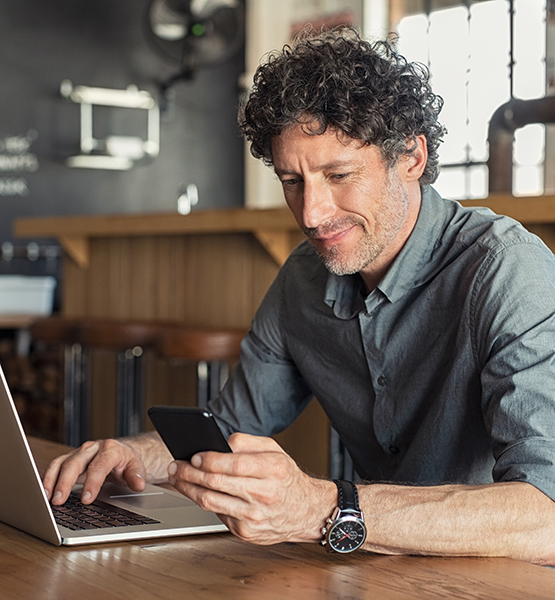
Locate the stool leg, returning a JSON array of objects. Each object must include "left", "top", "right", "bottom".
[
  {"left": 197, "top": 361, "right": 209, "bottom": 408},
  {"left": 208, "top": 361, "right": 221, "bottom": 406},
  {"left": 117, "top": 347, "right": 144, "bottom": 437},
  {"left": 63, "top": 343, "right": 88, "bottom": 447},
  {"left": 329, "top": 427, "right": 355, "bottom": 481},
  {"left": 211, "top": 361, "right": 229, "bottom": 400},
  {"left": 197, "top": 361, "right": 229, "bottom": 408}
]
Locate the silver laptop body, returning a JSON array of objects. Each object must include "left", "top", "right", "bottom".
[{"left": 0, "top": 365, "right": 227, "bottom": 545}]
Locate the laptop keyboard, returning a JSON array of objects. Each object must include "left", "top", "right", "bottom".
[{"left": 52, "top": 492, "right": 160, "bottom": 531}]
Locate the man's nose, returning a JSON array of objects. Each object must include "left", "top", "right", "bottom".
[{"left": 302, "top": 179, "right": 336, "bottom": 229}]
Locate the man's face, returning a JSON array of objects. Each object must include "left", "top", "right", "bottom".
[{"left": 272, "top": 124, "right": 421, "bottom": 284}]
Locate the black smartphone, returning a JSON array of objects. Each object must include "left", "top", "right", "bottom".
[{"left": 148, "top": 405, "right": 232, "bottom": 461}]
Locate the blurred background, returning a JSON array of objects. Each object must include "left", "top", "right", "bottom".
[
  {"left": 1, "top": 0, "right": 553, "bottom": 475},
  {"left": 1, "top": 0, "right": 552, "bottom": 270}
]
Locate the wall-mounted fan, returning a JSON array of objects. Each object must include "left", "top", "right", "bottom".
[{"left": 144, "top": 0, "right": 244, "bottom": 97}]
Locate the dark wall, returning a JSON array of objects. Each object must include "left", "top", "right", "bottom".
[{"left": 0, "top": 0, "right": 245, "bottom": 249}]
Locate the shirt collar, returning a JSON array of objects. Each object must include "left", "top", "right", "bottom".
[
  {"left": 324, "top": 185, "right": 448, "bottom": 318},
  {"left": 376, "top": 185, "right": 447, "bottom": 303}
]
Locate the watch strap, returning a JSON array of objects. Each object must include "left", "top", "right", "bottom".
[
  {"left": 322, "top": 480, "right": 366, "bottom": 552},
  {"left": 333, "top": 479, "right": 360, "bottom": 512}
]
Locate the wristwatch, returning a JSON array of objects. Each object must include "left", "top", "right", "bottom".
[{"left": 321, "top": 479, "right": 367, "bottom": 553}]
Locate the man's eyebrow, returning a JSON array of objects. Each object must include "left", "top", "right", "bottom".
[
  {"left": 273, "top": 167, "right": 296, "bottom": 176},
  {"left": 274, "top": 160, "right": 357, "bottom": 176}
]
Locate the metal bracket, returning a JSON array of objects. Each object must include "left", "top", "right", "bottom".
[{"left": 61, "top": 80, "right": 160, "bottom": 170}]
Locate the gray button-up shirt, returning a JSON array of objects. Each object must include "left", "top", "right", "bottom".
[{"left": 210, "top": 186, "right": 555, "bottom": 501}]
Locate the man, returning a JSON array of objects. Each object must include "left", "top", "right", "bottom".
[{"left": 44, "top": 27, "right": 555, "bottom": 564}]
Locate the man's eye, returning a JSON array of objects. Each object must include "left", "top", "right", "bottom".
[
  {"left": 281, "top": 178, "right": 300, "bottom": 187},
  {"left": 331, "top": 173, "right": 349, "bottom": 180}
]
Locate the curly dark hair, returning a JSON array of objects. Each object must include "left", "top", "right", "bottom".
[{"left": 239, "top": 27, "right": 446, "bottom": 185}]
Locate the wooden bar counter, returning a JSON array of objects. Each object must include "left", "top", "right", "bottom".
[
  {"left": 15, "top": 196, "right": 555, "bottom": 325},
  {"left": 1, "top": 436, "right": 553, "bottom": 600},
  {"left": 461, "top": 193, "right": 555, "bottom": 251}
]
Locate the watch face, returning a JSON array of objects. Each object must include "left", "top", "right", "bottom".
[{"left": 328, "top": 516, "right": 366, "bottom": 553}]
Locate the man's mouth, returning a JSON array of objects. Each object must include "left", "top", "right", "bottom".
[
  {"left": 314, "top": 225, "right": 358, "bottom": 247},
  {"left": 303, "top": 220, "right": 363, "bottom": 248}
]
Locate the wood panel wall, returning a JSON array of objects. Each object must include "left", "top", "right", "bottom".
[{"left": 62, "top": 233, "right": 275, "bottom": 325}]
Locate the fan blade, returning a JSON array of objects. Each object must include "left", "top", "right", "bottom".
[
  {"left": 190, "top": 0, "right": 240, "bottom": 19},
  {"left": 149, "top": 0, "right": 190, "bottom": 41}
]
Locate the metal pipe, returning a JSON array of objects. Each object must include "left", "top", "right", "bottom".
[{"left": 487, "top": 95, "right": 555, "bottom": 193}]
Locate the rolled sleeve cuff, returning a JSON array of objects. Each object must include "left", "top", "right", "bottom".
[{"left": 493, "top": 437, "right": 555, "bottom": 502}]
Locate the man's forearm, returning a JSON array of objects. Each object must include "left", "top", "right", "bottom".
[
  {"left": 359, "top": 481, "right": 555, "bottom": 565},
  {"left": 117, "top": 431, "right": 172, "bottom": 484}
]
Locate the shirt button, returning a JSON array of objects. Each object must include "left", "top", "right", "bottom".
[
  {"left": 388, "top": 445, "right": 399, "bottom": 455},
  {"left": 377, "top": 375, "right": 387, "bottom": 386}
]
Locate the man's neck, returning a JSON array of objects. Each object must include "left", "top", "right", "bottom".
[{"left": 359, "top": 185, "right": 422, "bottom": 294}]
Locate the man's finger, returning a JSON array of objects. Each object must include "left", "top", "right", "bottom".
[
  {"left": 123, "top": 468, "right": 147, "bottom": 493},
  {"left": 42, "top": 452, "right": 72, "bottom": 499},
  {"left": 191, "top": 448, "right": 291, "bottom": 480},
  {"left": 77, "top": 440, "right": 146, "bottom": 504},
  {"left": 46, "top": 439, "right": 146, "bottom": 505},
  {"left": 44, "top": 441, "right": 103, "bottom": 504},
  {"left": 227, "top": 432, "right": 283, "bottom": 454},
  {"left": 170, "top": 477, "right": 249, "bottom": 518},
  {"left": 170, "top": 451, "right": 296, "bottom": 507}
]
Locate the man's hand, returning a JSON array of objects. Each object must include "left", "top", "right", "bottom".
[
  {"left": 167, "top": 433, "right": 337, "bottom": 545},
  {"left": 42, "top": 432, "right": 170, "bottom": 506}
]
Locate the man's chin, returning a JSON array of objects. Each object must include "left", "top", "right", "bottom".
[
  {"left": 322, "top": 259, "right": 363, "bottom": 277},
  {"left": 310, "top": 245, "right": 364, "bottom": 276}
]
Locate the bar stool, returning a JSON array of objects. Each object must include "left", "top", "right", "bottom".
[
  {"left": 31, "top": 319, "right": 246, "bottom": 445},
  {"left": 30, "top": 317, "right": 86, "bottom": 447},
  {"left": 156, "top": 327, "right": 246, "bottom": 407},
  {"left": 79, "top": 319, "right": 162, "bottom": 438}
]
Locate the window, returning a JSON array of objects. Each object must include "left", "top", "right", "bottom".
[{"left": 394, "top": 0, "right": 547, "bottom": 198}]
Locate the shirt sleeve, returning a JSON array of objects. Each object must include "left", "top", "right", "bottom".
[
  {"left": 474, "top": 236, "right": 555, "bottom": 501},
  {"left": 208, "top": 263, "right": 314, "bottom": 438}
]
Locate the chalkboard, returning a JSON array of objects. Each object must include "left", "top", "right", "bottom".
[{"left": 0, "top": 0, "right": 245, "bottom": 251}]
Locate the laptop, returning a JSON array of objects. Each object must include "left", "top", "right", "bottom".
[{"left": 0, "top": 365, "right": 228, "bottom": 546}]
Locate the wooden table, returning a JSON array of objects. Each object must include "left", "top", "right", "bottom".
[{"left": 0, "top": 438, "right": 553, "bottom": 600}]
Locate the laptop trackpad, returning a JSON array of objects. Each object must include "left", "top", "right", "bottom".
[
  {"left": 112, "top": 492, "right": 191, "bottom": 510},
  {"left": 97, "top": 483, "right": 193, "bottom": 510}
]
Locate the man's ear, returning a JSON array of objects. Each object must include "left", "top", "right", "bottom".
[{"left": 402, "top": 135, "right": 428, "bottom": 182}]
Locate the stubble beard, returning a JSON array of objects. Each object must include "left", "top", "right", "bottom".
[{"left": 303, "top": 171, "right": 410, "bottom": 277}]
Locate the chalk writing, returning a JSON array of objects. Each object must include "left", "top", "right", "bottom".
[
  {"left": 0, "top": 178, "right": 29, "bottom": 196},
  {"left": 0, "top": 130, "right": 39, "bottom": 197},
  {"left": 0, "top": 154, "right": 39, "bottom": 172}
]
